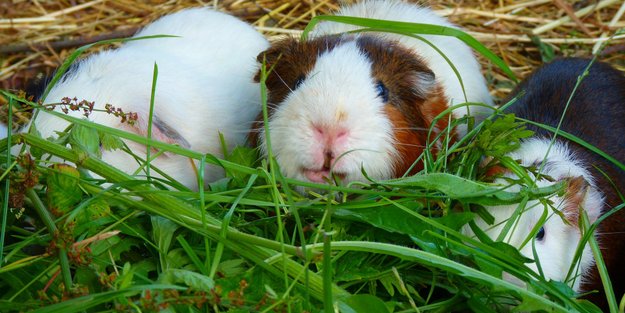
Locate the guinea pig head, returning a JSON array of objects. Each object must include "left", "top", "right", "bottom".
[
  {"left": 463, "top": 141, "right": 604, "bottom": 292},
  {"left": 251, "top": 35, "right": 451, "bottom": 185}
]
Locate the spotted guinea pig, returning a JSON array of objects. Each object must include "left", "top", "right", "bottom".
[
  {"left": 464, "top": 58, "right": 625, "bottom": 310},
  {"left": 250, "top": 0, "right": 494, "bottom": 185}
]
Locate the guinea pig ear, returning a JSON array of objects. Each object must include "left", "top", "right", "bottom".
[
  {"left": 254, "top": 38, "right": 298, "bottom": 83},
  {"left": 411, "top": 70, "right": 436, "bottom": 99},
  {"left": 124, "top": 115, "right": 191, "bottom": 151},
  {"left": 563, "top": 176, "right": 602, "bottom": 225},
  {"left": 416, "top": 70, "right": 452, "bottom": 131}
]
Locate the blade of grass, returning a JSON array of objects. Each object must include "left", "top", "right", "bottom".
[
  {"left": 0, "top": 96, "right": 12, "bottom": 267},
  {"left": 145, "top": 62, "right": 158, "bottom": 184},
  {"left": 302, "top": 15, "right": 517, "bottom": 82}
]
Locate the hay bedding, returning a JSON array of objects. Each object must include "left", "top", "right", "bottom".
[{"left": 0, "top": 0, "right": 624, "bottom": 127}]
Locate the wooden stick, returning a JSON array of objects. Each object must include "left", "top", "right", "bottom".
[
  {"left": 0, "top": 28, "right": 138, "bottom": 55},
  {"left": 532, "top": 0, "right": 620, "bottom": 35},
  {"left": 593, "top": 0, "right": 625, "bottom": 53},
  {"left": 553, "top": 0, "right": 593, "bottom": 36},
  {"left": 0, "top": 0, "right": 105, "bottom": 24}
]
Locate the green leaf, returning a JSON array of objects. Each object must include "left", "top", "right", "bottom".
[
  {"left": 331, "top": 203, "right": 428, "bottom": 236},
  {"left": 159, "top": 269, "right": 215, "bottom": 292},
  {"left": 337, "top": 294, "right": 391, "bottom": 313},
  {"left": 99, "top": 131, "right": 124, "bottom": 151},
  {"left": 151, "top": 215, "right": 179, "bottom": 272},
  {"left": 46, "top": 164, "right": 82, "bottom": 215},
  {"left": 69, "top": 123, "right": 101, "bottom": 157},
  {"left": 118, "top": 262, "right": 135, "bottom": 289}
]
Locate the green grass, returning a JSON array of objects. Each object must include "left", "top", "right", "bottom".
[{"left": 0, "top": 15, "right": 621, "bottom": 313}]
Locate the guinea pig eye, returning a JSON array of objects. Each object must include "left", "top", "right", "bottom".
[
  {"left": 535, "top": 227, "right": 545, "bottom": 241},
  {"left": 375, "top": 81, "right": 389, "bottom": 102},
  {"left": 293, "top": 75, "right": 306, "bottom": 90}
]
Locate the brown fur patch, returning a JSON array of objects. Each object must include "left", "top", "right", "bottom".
[
  {"left": 384, "top": 105, "right": 425, "bottom": 176},
  {"left": 563, "top": 175, "right": 590, "bottom": 225}
]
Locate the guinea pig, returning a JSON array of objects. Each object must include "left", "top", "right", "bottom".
[
  {"left": 464, "top": 58, "right": 625, "bottom": 308},
  {"left": 23, "top": 8, "right": 269, "bottom": 190},
  {"left": 463, "top": 138, "right": 603, "bottom": 292},
  {"left": 250, "top": 0, "right": 494, "bottom": 185}
]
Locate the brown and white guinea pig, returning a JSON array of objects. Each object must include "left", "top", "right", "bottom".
[
  {"left": 463, "top": 58, "right": 625, "bottom": 308},
  {"left": 250, "top": 0, "right": 494, "bottom": 185},
  {"left": 20, "top": 8, "right": 269, "bottom": 190}
]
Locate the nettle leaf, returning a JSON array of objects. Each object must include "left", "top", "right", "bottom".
[
  {"left": 151, "top": 216, "right": 179, "bottom": 272},
  {"left": 477, "top": 114, "right": 533, "bottom": 157},
  {"left": 75, "top": 198, "right": 111, "bottom": 230},
  {"left": 46, "top": 164, "right": 82, "bottom": 215},
  {"left": 69, "top": 123, "right": 101, "bottom": 157},
  {"left": 337, "top": 294, "right": 391, "bottom": 313},
  {"left": 217, "top": 259, "right": 247, "bottom": 277},
  {"left": 226, "top": 146, "right": 257, "bottom": 167},
  {"left": 27, "top": 126, "right": 45, "bottom": 159},
  {"left": 166, "top": 248, "right": 191, "bottom": 269},
  {"left": 159, "top": 269, "right": 215, "bottom": 292},
  {"left": 99, "top": 131, "right": 124, "bottom": 151}
]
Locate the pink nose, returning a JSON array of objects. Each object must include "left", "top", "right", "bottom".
[
  {"left": 313, "top": 125, "right": 349, "bottom": 144},
  {"left": 312, "top": 125, "right": 349, "bottom": 169}
]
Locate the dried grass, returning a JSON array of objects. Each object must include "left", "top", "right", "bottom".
[{"left": 1, "top": 0, "right": 624, "bottom": 126}]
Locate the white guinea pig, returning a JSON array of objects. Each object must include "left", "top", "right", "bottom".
[
  {"left": 26, "top": 8, "right": 269, "bottom": 189},
  {"left": 250, "top": 0, "right": 494, "bottom": 185},
  {"left": 462, "top": 138, "right": 603, "bottom": 292}
]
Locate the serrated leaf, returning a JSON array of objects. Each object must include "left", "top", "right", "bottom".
[
  {"left": 159, "top": 269, "right": 215, "bottom": 292},
  {"left": 69, "top": 123, "right": 101, "bottom": 157},
  {"left": 151, "top": 216, "right": 179, "bottom": 272},
  {"left": 217, "top": 259, "right": 247, "bottom": 277},
  {"left": 46, "top": 164, "right": 82, "bottom": 215},
  {"left": 99, "top": 131, "right": 124, "bottom": 151}
]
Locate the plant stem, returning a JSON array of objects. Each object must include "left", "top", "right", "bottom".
[{"left": 27, "top": 188, "right": 73, "bottom": 289}]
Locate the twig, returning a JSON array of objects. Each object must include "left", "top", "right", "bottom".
[
  {"left": 532, "top": 0, "right": 620, "bottom": 35},
  {"left": 553, "top": 0, "right": 593, "bottom": 36},
  {"left": 593, "top": 0, "right": 625, "bottom": 53},
  {"left": 493, "top": 0, "right": 552, "bottom": 13},
  {"left": 0, "top": 0, "right": 105, "bottom": 24},
  {"left": 0, "top": 28, "right": 138, "bottom": 55}
]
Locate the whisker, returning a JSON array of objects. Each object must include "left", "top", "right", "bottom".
[
  {"left": 392, "top": 127, "right": 432, "bottom": 132},
  {"left": 392, "top": 143, "right": 428, "bottom": 148},
  {"left": 274, "top": 71, "right": 293, "bottom": 93}
]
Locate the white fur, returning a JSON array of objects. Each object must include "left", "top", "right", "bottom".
[
  {"left": 264, "top": 42, "right": 397, "bottom": 184},
  {"left": 312, "top": 0, "right": 495, "bottom": 135},
  {"left": 462, "top": 138, "right": 603, "bottom": 291},
  {"left": 25, "top": 8, "right": 269, "bottom": 189},
  {"left": 0, "top": 123, "right": 6, "bottom": 139}
]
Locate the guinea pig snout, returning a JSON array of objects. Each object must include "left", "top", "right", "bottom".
[{"left": 302, "top": 124, "right": 351, "bottom": 182}]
